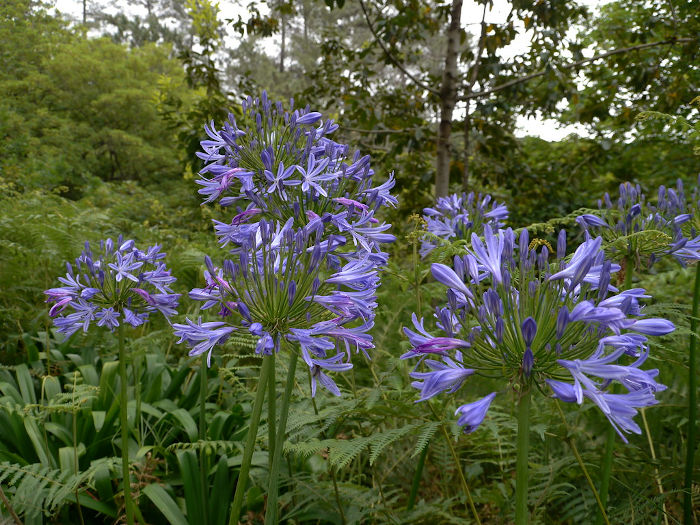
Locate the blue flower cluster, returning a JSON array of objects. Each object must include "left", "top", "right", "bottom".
[
  {"left": 174, "top": 92, "right": 396, "bottom": 396},
  {"left": 403, "top": 226, "right": 674, "bottom": 441},
  {"left": 45, "top": 237, "right": 180, "bottom": 336},
  {"left": 577, "top": 181, "right": 700, "bottom": 265},
  {"left": 420, "top": 192, "right": 508, "bottom": 257}
]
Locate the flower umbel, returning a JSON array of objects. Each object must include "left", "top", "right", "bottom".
[
  {"left": 45, "top": 237, "right": 180, "bottom": 337},
  {"left": 403, "top": 228, "right": 673, "bottom": 441}
]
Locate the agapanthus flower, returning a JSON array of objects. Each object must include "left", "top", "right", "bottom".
[
  {"left": 195, "top": 91, "right": 397, "bottom": 230},
  {"left": 176, "top": 93, "right": 396, "bottom": 396},
  {"left": 403, "top": 227, "right": 674, "bottom": 441},
  {"left": 421, "top": 192, "right": 508, "bottom": 257},
  {"left": 578, "top": 180, "right": 700, "bottom": 265},
  {"left": 45, "top": 237, "right": 180, "bottom": 337}
]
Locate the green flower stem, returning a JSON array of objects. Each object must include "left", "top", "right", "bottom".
[
  {"left": 117, "top": 323, "right": 135, "bottom": 525},
  {"left": 515, "top": 388, "right": 531, "bottom": 525},
  {"left": 228, "top": 354, "right": 274, "bottom": 525},
  {"left": 685, "top": 262, "right": 700, "bottom": 525},
  {"left": 199, "top": 355, "right": 209, "bottom": 525},
  {"left": 554, "top": 401, "right": 610, "bottom": 525},
  {"left": 406, "top": 444, "right": 428, "bottom": 510},
  {"left": 439, "top": 424, "right": 481, "bottom": 525},
  {"left": 264, "top": 351, "right": 299, "bottom": 525},
  {"left": 268, "top": 351, "right": 276, "bottom": 471},
  {"left": 310, "top": 387, "right": 346, "bottom": 525},
  {"left": 596, "top": 425, "right": 615, "bottom": 525},
  {"left": 413, "top": 234, "right": 422, "bottom": 316},
  {"left": 640, "top": 409, "right": 668, "bottom": 525},
  {"left": 407, "top": 226, "right": 427, "bottom": 512}
]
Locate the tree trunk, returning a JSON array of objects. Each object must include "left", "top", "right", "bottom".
[
  {"left": 462, "top": 104, "right": 471, "bottom": 192},
  {"left": 435, "top": 0, "right": 462, "bottom": 197},
  {"left": 280, "top": 14, "right": 286, "bottom": 72}
]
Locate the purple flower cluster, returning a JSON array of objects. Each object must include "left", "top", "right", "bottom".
[
  {"left": 578, "top": 181, "right": 700, "bottom": 265},
  {"left": 174, "top": 92, "right": 396, "bottom": 396},
  {"left": 403, "top": 226, "right": 674, "bottom": 441},
  {"left": 421, "top": 192, "right": 508, "bottom": 257},
  {"left": 45, "top": 237, "right": 180, "bottom": 337}
]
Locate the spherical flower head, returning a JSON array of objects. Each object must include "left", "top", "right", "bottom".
[
  {"left": 403, "top": 228, "right": 673, "bottom": 441},
  {"left": 195, "top": 91, "right": 397, "bottom": 261},
  {"left": 175, "top": 216, "right": 388, "bottom": 398},
  {"left": 421, "top": 191, "right": 508, "bottom": 257},
  {"left": 45, "top": 237, "right": 180, "bottom": 337}
]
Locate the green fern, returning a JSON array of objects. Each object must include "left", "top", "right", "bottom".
[{"left": 0, "top": 458, "right": 118, "bottom": 519}]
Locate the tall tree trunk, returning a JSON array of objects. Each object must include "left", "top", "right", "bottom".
[
  {"left": 83, "top": 0, "right": 86, "bottom": 24},
  {"left": 462, "top": 104, "right": 471, "bottom": 191},
  {"left": 435, "top": 0, "right": 462, "bottom": 197},
  {"left": 280, "top": 14, "right": 286, "bottom": 72}
]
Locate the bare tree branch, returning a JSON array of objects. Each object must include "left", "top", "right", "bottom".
[
  {"left": 465, "top": 2, "right": 488, "bottom": 92},
  {"left": 460, "top": 37, "right": 695, "bottom": 101},
  {"left": 339, "top": 125, "right": 429, "bottom": 134},
  {"left": 357, "top": 0, "right": 440, "bottom": 96}
]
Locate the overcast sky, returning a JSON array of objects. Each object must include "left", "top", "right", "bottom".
[{"left": 54, "top": 0, "right": 599, "bottom": 140}]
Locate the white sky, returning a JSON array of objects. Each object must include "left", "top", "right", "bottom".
[{"left": 54, "top": 0, "right": 601, "bottom": 140}]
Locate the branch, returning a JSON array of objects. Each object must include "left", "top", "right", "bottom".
[
  {"left": 465, "top": 2, "right": 488, "bottom": 95},
  {"left": 357, "top": 0, "right": 439, "bottom": 96},
  {"left": 339, "top": 125, "right": 431, "bottom": 134},
  {"left": 460, "top": 36, "right": 696, "bottom": 101}
]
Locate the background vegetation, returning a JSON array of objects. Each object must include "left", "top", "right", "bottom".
[{"left": 0, "top": 0, "right": 698, "bottom": 523}]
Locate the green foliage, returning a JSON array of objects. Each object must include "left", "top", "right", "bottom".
[
  {"left": 0, "top": 459, "right": 119, "bottom": 520},
  {"left": 1, "top": 1, "right": 698, "bottom": 523}
]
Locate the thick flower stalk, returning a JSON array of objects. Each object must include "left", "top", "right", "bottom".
[
  {"left": 45, "top": 237, "right": 180, "bottom": 525},
  {"left": 420, "top": 191, "right": 508, "bottom": 257},
  {"left": 402, "top": 226, "right": 673, "bottom": 522}
]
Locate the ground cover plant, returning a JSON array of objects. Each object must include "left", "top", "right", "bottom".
[{"left": 1, "top": 0, "right": 699, "bottom": 523}]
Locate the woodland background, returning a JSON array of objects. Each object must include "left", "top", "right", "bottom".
[{"left": 0, "top": 0, "right": 699, "bottom": 523}]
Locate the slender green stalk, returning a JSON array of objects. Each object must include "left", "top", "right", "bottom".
[
  {"left": 268, "top": 352, "right": 276, "bottom": 471},
  {"left": 640, "top": 409, "right": 668, "bottom": 525},
  {"left": 135, "top": 352, "right": 142, "bottom": 447},
  {"left": 264, "top": 352, "right": 298, "bottom": 525},
  {"left": 554, "top": 401, "right": 610, "bottom": 525},
  {"left": 199, "top": 355, "right": 209, "bottom": 525},
  {"left": 117, "top": 323, "right": 135, "bottom": 525},
  {"left": 440, "top": 424, "right": 481, "bottom": 525},
  {"left": 228, "top": 355, "right": 274, "bottom": 525},
  {"left": 407, "top": 445, "right": 428, "bottom": 510},
  {"left": 407, "top": 232, "right": 429, "bottom": 511},
  {"left": 0, "top": 484, "right": 22, "bottom": 525},
  {"left": 515, "top": 388, "right": 531, "bottom": 525},
  {"left": 413, "top": 233, "right": 422, "bottom": 316},
  {"left": 596, "top": 424, "right": 615, "bottom": 525},
  {"left": 73, "top": 382, "right": 85, "bottom": 525},
  {"left": 597, "top": 254, "right": 635, "bottom": 524},
  {"left": 310, "top": 388, "right": 346, "bottom": 525},
  {"left": 685, "top": 262, "right": 700, "bottom": 524}
]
